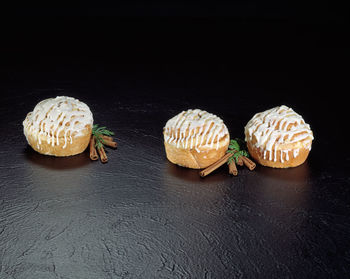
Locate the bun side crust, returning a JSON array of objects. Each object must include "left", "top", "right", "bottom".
[
  {"left": 24, "top": 125, "right": 92, "bottom": 157},
  {"left": 247, "top": 141, "right": 310, "bottom": 168},
  {"left": 164, "top": 134, "right": 229, "bottom": 169}
]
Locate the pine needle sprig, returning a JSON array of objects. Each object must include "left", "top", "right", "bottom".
[
  {"left": 92, "top": 124, "right": 115, "bottom": 149},
  {"left": 227, "top": 138, "right": 249, "bottom": 165}
]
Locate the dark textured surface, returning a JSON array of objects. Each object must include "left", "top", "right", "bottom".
[{"left": 1, "top": 16, "right": 350, "bottom": 278}]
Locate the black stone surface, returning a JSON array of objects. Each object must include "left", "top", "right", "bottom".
[{"left": 0, "top": 15, "right": 349, "bottom": 278}]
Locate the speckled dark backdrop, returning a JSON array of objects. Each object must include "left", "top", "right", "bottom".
[{"left": 0, "top": 14, "right": 349, "bottom": 279}]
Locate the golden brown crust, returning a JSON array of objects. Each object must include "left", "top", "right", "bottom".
[
  {"left": 246, "top": 141, "right": 310, "bottom": 168},
  {"left": 244, "top": 105, "right": 313, "bottom": 168},
  {"left": 164, "top": 134, "right": 230, "bottom": 169},
  {"left": 24, "top": 125, "right": 92, "bottom": 157},
  {"left": 163, "top": 109, "right": 230, "bottom": 169}
]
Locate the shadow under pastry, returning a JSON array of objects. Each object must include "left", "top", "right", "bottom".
[
  {"left": 165, "top": 160, "right": 228, "bottom": 183},
  {"left": 257, "top": 160, "right": 311, "bottom": 183},
  {"left": 23, "top": 145, "right": 90, "bottom": 170}
]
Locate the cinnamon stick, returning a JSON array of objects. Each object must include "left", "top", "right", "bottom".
[
  {"left": 228, "top": 160, "right": 238, "bottom": 176},
  {"left": 101, "top": 135, "right": 114, "bottom": 142},
  {"left": 242, "top": 156, "right": 256, "bottom": 170},
  {"left": 200, "top": 153, "right": 233, "bottom": 177},
  {"left": 236, "top": 156, "right": 244, "bottom": 166},
  {"left": 89, "top": 136, "right": 99, "bottom": 161},
  {"left": 103, "top": 139, "right": 117, "bottom": 148},
  {"left": 97, "top": 146, "right": 108, "bottom": 163}
]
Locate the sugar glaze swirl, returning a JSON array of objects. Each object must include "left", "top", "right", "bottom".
[
  {"left": 244, "top": 105, "right": 313, "bottom": 162},
  {"left": 164, "top": 109, "right": 229, "bottom": 152},
  {"left": 23, "top": 96, "right": 93, "bottom": 149}
]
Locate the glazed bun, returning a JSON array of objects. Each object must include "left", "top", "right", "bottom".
[
  {"left": 23, "top": 96, "right": 93, "bottom": 157},
  {"left": 244, "top": 105, "right": 313, "bottom": 168},
  {"left": 163, "top": 109, "right": 230, "bottom": 169}
]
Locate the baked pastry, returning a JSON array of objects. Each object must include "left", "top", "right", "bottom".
[
  {"left": 23, "top": 96, "right": 93, "bottom": 157},
  {"left": 163, "top": 109, "right": 230, "bottom": 169},
  {"left": 244, "top": 105, "right": 313, "bottom": 168}
]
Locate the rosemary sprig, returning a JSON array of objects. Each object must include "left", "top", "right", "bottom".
[
  {"left": 92, "top": 124, "right": 115, "bottom": 149},
  {"left": 227, "top": 138, "right": 249, "bottom": 165}
]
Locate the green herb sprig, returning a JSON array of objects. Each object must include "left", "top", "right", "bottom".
[
  {"left": 227, "top": 138, "right": 249, "bottom": 165},
  {"left": 92, "top": 124, "right": 115, "bottom": 149}
]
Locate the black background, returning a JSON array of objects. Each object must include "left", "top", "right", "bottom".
[{"left": 1, "top": 2, "right": 350, "bottom": 278}]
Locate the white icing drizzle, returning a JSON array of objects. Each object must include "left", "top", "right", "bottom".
[
  {"left": 164, "top": 109, "right": 229, "bottom": 152},
  {"left": 293, "top": 149, "right": 299, "bottom": 158},
  {"left": 244, "top": 105, "right": 313, "bottom": 162},
  {"left": 23, "top": 96, "right": 93, "bottom": 149}
]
